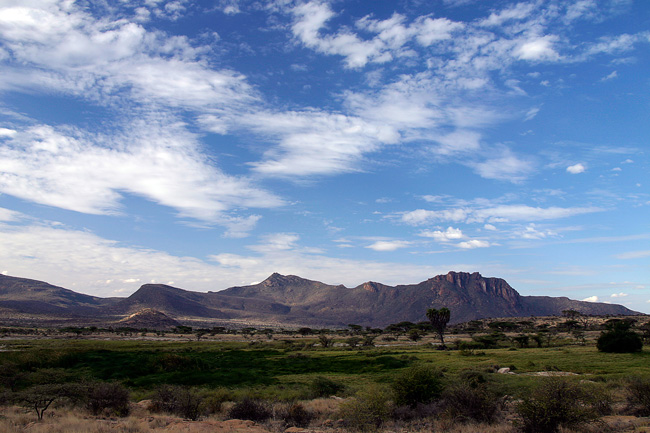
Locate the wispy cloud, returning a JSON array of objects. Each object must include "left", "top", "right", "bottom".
[
  {"left": 400, "top": 205, "right": 602, "bottom": 226},
  {"left": 0, "top": 120, "right": 280, "bottom": 231},
  {"left": 366, "top": 240, "right": 411, "bottom": 252}
]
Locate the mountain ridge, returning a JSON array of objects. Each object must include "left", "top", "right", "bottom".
[{"left": 0, "top": 272, "right": 640, "bottom": 327}]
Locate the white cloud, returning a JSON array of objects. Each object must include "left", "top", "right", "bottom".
[
  {"left": 611, "top": 292, "right": 628, "bottom": 298},
  {"left": 514, "top": 36, "right": 560, "bottom": 61},
  {"left": 401, "top": 208, "right": 468, "bottom": 225},
  {"left": 467, "top": 148, "right": 534, "bottom": 182},
  {"left": 0, "top": 1, "right": 257, "bottom": 111},
  {"left": 567, "top": 163, "right": 586, "bottom": 174},
  {"left": 366, "top": 240, "right": 411, "bottom": 252},
  {"left": 248, "top": 233, "right": 301, "bottom": 253},
  {"left": 480, "top": 2, "right": 537, "bottom": 27},
  {"left": 400, "top": 205, "right": 601, "bottom": 226},
  {"left": 615, "top": 250, "right": 650, "bottom": 260},
  {"left": 0, "top": 121, "right": 281, "bottom": 230},
  {"left": 457, "top": 239, "right": 490, "bottom": 249},
  {"left": 289, "top": 2, "right": 463, "bottom": 69},
  {"left": 600, "top": 70, "right": 618, "bottom": 81},
  {"left": 525, "top": 107, "right": 540, "bottom": 121},
  {"left": 0, "top": 128, "right": 17, "bottom": 137},
  {"left": 0, "top": 222, "right": 452, "bottom": 296},
  {"left": 484, "top": 224, "right": 497, "bottom": 231},
  {"left": 419, "top": 227, "right": 465, "bottom": 242},
  {"left": 0, "top": 207, "right": 23, "bottom": 222},
  {"left": 582, "top": 295, "right": 599, "bottom": 302},
  {"left": 513, "top": 224, "right": 557, "bottom": 240}
]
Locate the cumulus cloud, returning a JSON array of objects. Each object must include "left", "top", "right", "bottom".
[
  {"left": 610, "top": 292, "right": 627, "bottom": 298},
  {"left": 582, "top": 295, "right": 599, "bottom": 302},
  {"left": 567, "top": 163, "right": 586, "bottom": 174}
]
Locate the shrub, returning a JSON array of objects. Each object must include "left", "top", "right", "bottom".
[
  {"left": 227, "top": 397, "right": 272, "bottom": 422},
  {"left": 85, "top": 381, "right": 130, "bottom": 417},
  {"left": 597, "top": 321, "right": 643, "bottom": 353},
  {"left": 318, "top": 335, "right": 333, "bottom": 348},
  {"left": 338, "top": 384, "right": 392, "bottom": 431},
  {"left": 310, "top": 376, "right": 345, "bottom": 398},
  {"left": 391, "top": 364, "right": 443, "bottom": 408},
  {"left": 515, "top": 378, "right": 599, "bottom": 433},
  {"left": 151, "top": 385, "right": 203, "bottom": 420},
  {"left": 626, "top": 377, "right": 650, "bottom": 416},
  {"left": 440, "top": 383, "right": 503, "bottom": 424},
  {"left": 281, "top": 402, "right": 314, "bottom": 427},
  {"left": 457, "top": 369, "right": 487, "bottom": 388}
]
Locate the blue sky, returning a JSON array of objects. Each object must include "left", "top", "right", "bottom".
[{"left": 0, "top": 0, "right": 648, "bottom": 313}]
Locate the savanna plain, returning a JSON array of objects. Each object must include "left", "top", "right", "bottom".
[{"left": 1, "top": 316, "right": 649, "bottom": 433}]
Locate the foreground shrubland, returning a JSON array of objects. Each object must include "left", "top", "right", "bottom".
[{"left": 0, "top": 336, "right": 649, "bottom": 432}]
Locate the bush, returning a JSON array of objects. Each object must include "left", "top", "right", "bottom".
[
  {"left": 440, "top": 383, "right": 503, "bottom": 424},
  {"left": 626, "top": 376, "right": 650, "bottom": 416},
  {"left": 515, "top": 378, "right": 599, "bottom": 433},
  {"left": 151, "top": 385, "right": 203, "bottom": 420},
  {"left": 281, "top": 402, "right": 314, "bottom": 427},
  {"left": 457, "top": 369, "right": 487, "bottom": 388},
  {"left": 227, "top": 398, "right": 272, "bottom": 422},
  {"left": 85, "top": 381, "right": 130, "bottom": 417},
  {"left": 391, "top": 364, "right": 443, "bottom": 408},
  {"left": 310, "top": 376, "right": 345, "bottom": 398},
  {"left": 338, "top": 384, "right": 392, "bottom": 431},
  {"left": 597, "top": 321, "right": 643, "bottom": 353}
]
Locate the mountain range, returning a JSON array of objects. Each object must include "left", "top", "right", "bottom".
[{"left": 0, "top": 271, "right": 638, "bottom": 328}]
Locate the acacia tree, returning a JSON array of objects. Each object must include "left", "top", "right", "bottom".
[{"left": 426, "top": 307, "right": 450, "bottom": 347}]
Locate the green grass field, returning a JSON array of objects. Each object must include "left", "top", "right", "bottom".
[{"left": 1, "top": 338, "right": 648, "bottom": 399}]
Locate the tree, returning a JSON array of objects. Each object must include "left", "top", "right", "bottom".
[
  {"left": 15, "top": 383, "right": 76, "bottom": 420},
  {"left": 408, "top": 329, "right": 422, "bottom": 342},
  {"left": 426, "top": 307, "right": 450, "bottom": 347},
  {"left": 597, "top": 320, "right": 642, "bottom": 353}
]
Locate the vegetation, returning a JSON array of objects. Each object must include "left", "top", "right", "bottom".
[
  {"left": 515, "top": 378, "right": 600, "bottom": 433},
  {"left": 597, "top": 319, "right": 643, "bottom": 353},
  {"left": 1, "top": 315, "right": 649, "bottom": 432},
  {"left": 391, "top": 364, "right": 443, "bottom": 408},
  {"left": 426, "top": 307, "right": 450, "bottom": 347}
]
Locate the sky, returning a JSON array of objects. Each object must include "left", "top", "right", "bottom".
[{"left": 0, "top": 0, "right": 648, "bottom": 313}]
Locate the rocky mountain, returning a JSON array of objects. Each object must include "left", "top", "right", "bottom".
[{"left": 0, "top": 272, "right": 640, "bottom": 327}]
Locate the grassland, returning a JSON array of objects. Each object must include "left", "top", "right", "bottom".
[{"left": 1, "top": 330, "right": 649, "bottom": 432}]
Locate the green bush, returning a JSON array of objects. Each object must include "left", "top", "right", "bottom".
[
  {"left": 338, "top": 384, "right": 392, "bottom": 431},
  {"left": 391, "top": 364, "right": 443, "bottom": 408},
  {"left": 85, "top": 381, "right": 130, "bottom": 417},
  {"left": 597, "top": 321, "right": 643, "bottom": 353},
  {"left": 515, "top": 378, "right": 599, "bottom": 433},
  {"left": 440, "top": 383, "right": 503, "bottom": 424},
  {"left": 310, "top": 376, "right": 345, "bottom": 398}
]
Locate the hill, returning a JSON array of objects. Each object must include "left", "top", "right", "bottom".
[{"left": 0, "top": 272, "right": 640, "bottom": 327}]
